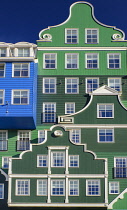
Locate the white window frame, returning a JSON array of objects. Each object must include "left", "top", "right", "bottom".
[
  {"left": 65, "top": 78, "right": 79, "bottom": 94},
  {"left": 0, "top": 48, "right": 6, "bottom": 57},
  {"left": 38, "top": 130, "right": 47, "bottom": 143},
  {"left": 0, "top": 130, "right": 8, "bottom": 151},
  {"left": 114, "top": 157, "right": 127, "bottom": 178},
  {"left": 0, "top": 184, "right": 4, "bottom": 199},
  {"left": 51, "top": 151, "right": 65, "bottom": 167},
  {"left": 0, "top": 90, "right": 4, "bottom": 105},
  {"left": 69, "top": 155, "right": 79, "bottom": 167},
  {"left": 17, "top": 130, "right": 31, "bottom": 151},
  {"left": 70, "top": 129, "right": 81, "bottom": 144},
  {"left": 0, "top": 63, "right": 5, "bottom": 77},
  {"left": 85, "top": 29, "right": 99, "bottom": 44},
  {"left": 65, "top": 28, "right": 78, "bottom": 44},
  {"left": 51, "top": 180, "right": 65, "bottom": 196},
  {"left": 98, "top": 128, "right": 114, "bottom": 143},
  {"left": 109, "top": 182, "right": 119, "bottom": 194},
  {"left": 85, "top": 53, "right": 99, "bottom": 69},
  {"left": 65, "top": 53, "right": 79, "bottom": 69},
  {"left": 2, "top": 156, "right": 11, "bottom": 169},
  {"left": 37, "top": 179, "right": 47, "bottom": 196},
  {"left": 97, "top": 104, "right": 114, "bottom": 118},
  {"left": 43, "top": 102, "right": 56, "bottom": 123},
  {"left": 65, "top": 102, "right": 75, "bottom": 114},
  {"left": 18, "top": 48, "right": 30, "bottom": 57},
  {"left": 16, "top": 179, "right": 30, "bottom": 196},
  {"left": 107, "top": 53, "right": 121, "bottom": 69},
  {"left": 86, "top": 180, "right": 100, "bottom": 196},
  {"left": 43, "top": 78, "right": 56, "bottom": 94},
  {"left": 86, "top": 78, "right": 99, "bottom": 93},
  {"left": 12, "top": 89, "right": 29, "bottom": 105},
  {"left": 12, "top": 63, "right": 30, "bottom": 77},
  {"left": 69, "top": 180, "right": 79, "bottom": 196},
  {"left": 43, "top": 53, "right": 57, "bottom": 69},
  {"left": 37, "top": 155, "right": 48, "bottom": 167},
  {"left": 108, "top": 78, "right": 121, "bottom": 92}
]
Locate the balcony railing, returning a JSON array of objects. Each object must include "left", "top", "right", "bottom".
[
  {"left": 42, "top": 112, "right": 56, "bottom": 123},
  {"left": 114, "top": 167, "right": 127, "bottom": 178},
  {"left": 17, "top": 140, "right": 30, "bottom": 151},
  {"left": 0, "top": 140, "right": 7, "bottom": 150}
]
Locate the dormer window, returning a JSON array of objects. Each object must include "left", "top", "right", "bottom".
[
  {"left": 0, "top": 48, "right": 6, "bottom": 57},
  {"left": 18, "top": 48, "right": 30, "bottom": 57}
]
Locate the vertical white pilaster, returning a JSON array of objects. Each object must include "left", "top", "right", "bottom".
[
  {"left": 65, "top": 177, "right": 69, "bottom": 203},
  {"left": 47, "top": 176, "right": 51, "bottom": 203},
  {"left": 65, "top": 147, "right": 69, "bottom": 174},
  {"left": 105, "top": 158, "right": 108, "bottom": 204},
  {"left": 15, "top": 48, "right": 18, "bottom": 57},
  {"left": 48, "top": 148, "right": 51, "bottom": 174}
]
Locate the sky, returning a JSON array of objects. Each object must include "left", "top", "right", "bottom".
[{"left": 0, "top": 0, "right": 127, "bottom": 44}]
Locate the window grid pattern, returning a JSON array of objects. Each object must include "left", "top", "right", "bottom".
[
  {"left": 12, "top": 90, "right": 29, "bottom": 105},
  {"left": 0, "top": 90, "right": 4, "bottom": 104},
  {"left": 13, "top": 64, "right": 29, "bottom": 77},
  {"left": 66, "top": 54, "right": 78, "bottom": 69},
  {"left": 69, "top": 180, "right": 79, "bottom": 195},
  {"left": 44, "top": 54, "right": 56, "bottom": 69},
  {"left": 71, "top": 129, "right": 80, "bottom": 143},
  {"left": 17, "top": 131, "right": 30, "bottom": 151},
  {"left": 87, "top": 180, "right": 100, "bottom": 195},
  {"left": 0, "top": 48, "right": 6, "bottom": 57},
  {"left": 38, "top": 130, "right": 45, "bottom": 143},
  {"left": 66, "top": 29, "right": 78, "bottom": 43},
  {"left": 98, "top": 104, "right": 113, "bottom": 118},
  {"left": 108, "top": 54, "right": 120, "bottom": 69},
  {"left": 66, "top": 78, "right": 79, "bottom": 94},
  {"left": 108, "top": 78, "right": 121, "bottom": 91},
  {"left": 98, "top": 129, "right": 114, "bottom": 142},
  {"left": 109, "top": 182, "right": 119, "bottom": 194},
  {"left": 86, "top": 29, "right": 98, "bottom": 43},
  {"left": 43, "top": 103, "right": 56, "bottom": 123},
  {"left": 0, "top": 64, "right": 5, "bottom": 77},
  {"left": 65, "top": 103, "right": 75, "bottom": 114},
  {"left": 18, "top": 48, "right": 29, "bottom": 57},
  {"left": 37, "top": 155, "right": 48, "bottom": 167},
  {"left": 0, "top": 184, "right": 4, "bottom": 199},
  {"left": 52, "top": 152, "right": 65, "bottom": 167},
  {"left": 51, "top": 180, "right": 65, "bottom": 195},
  {"left": 115, "top": 158, "right": 127, "bottom": 178},
  {"left": 86, "top": 78, "right": 99, "bottom": 93},
  {"left": 16, "top": 180, "right": 29, "bottom": 195},
  {"left": 69, "top": 155, "right": 79, "bottom": 167},
  {"left": 2, "top": 157, "right": 10, "bottom": 169},
  {"left": 37, "top": 180, "right": 47, "bottom": 196},
  {"left": 86, "top": 54, "right": 98, "bottom": 69},
  {"left": 43, "top": 78, "right": 56, "bottom": 94},
  {"left": 0, "top": 131, "right": 7, "bottom": 151}
]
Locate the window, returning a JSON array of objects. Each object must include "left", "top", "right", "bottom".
[
  {"left": 65, "top": 78, "right": 79, "bottom": 94},
  {"left": 51, "top": 152, "right": 65, "bottom": 167},
  {"left": 43, "top": 53, "right": 57, "bottom": 69},
  {"left": 43, "top": 103, "right": 56, "bottom": 123},
  {"left": 69, "top": 180, "right": 79, "bottom": 196},
  {"left": 0, "top": 131, "right": 8, "bottom": 151},
  {"left": 38, "top": 130, "right": 46, "bottom": 143},
  {"left": 69, "top": 155, "right": 79, "bottom": 167},
  {"left": 65, "top": 54, "right": 78, "bottom": 69},
  {"left": 0, "top": 184, "right": 4, "bottom": 199},
  {"left": 0, "top": 48, "right": 6, "bottom": 57},
  {"left": 65, "top": 29, "right": 78, "bottom": 44},
  {"left": 18, "top": 48, "right": 30, "bottom": 57},
  {"left": 86, "top": 78, "right": 99, "bottom": 93},
  {"left": 109, "top": 182, "right": 119, "bottom": 194},
  {"left": 0, "top": 64, "right": 5, "bottom": 77},
  {"left": 85, "top": 29, "right": 98, "bottom": 44},
  {"left": 97, "top": 104, "right": 114, "bottom": 118},
  {"left": 70, "top": 129, "right": 81, "bottom": 143},
  {"left": 37, "top": 155, "right": 48, "bottom": 167},
  {"left": 114, "top": 158, "right": 127, "bottom": 178},
  {"left": 17, "top": 131, "right": 30, "bottom": 151},
  {"left": 43, "top": 78, "right": 56, "bottom": 94},
  {"left": 86, "top": 53, "right": 98, "bottom": 69},
  {"left": 51, "top": 180, "right": 65, "bottom": 195},
  {"left": 108, "top": 78, "right": 121, "bottom": 92},
  {"left": 65, "top": 103, "right": 75, "bottom": 114},
  {"left": 13, "top": 63, "right": 29, "bottom": 77},
  {"left": 0, "top": 90, "right": 4, "bottom": 104},
  {"left": 108, "top": 54, "right": 120, "bottom": 69},
  {"left": 86, "top": 180, "right": 100, "bottom": 196},
  {"left": 98, "top": 129, "right": 114, "bottom": 143},
  {"left": 37, "top": 180, "right": 47, "bottom": 196},
  {"left": 2, "top": 157, "right": 11, "bottom": 169},
  {"left": 16, "top": 180, "right": 30, "bottom": 195},
  {"left": 12, "top": 90, "right": 29, "bottom": 105}
]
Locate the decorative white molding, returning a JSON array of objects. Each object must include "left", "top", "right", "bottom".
[
  {"left": 0, "top": 169, "right": 8, "bottom": 181},
  {"left": 90, "top": 85, "right": 120, "bottom": 95},
  {"left": 9, "top": 174, "right": 106, "bottom": 178},
  {"left": 59, "top": 124, "right": 127, "bottom": 128},
  {"left": 37, "top": 47, "right": 127, "bottom": 51},
  {"left": 108, "top": 188, "right": 127, "bottom": 209}
]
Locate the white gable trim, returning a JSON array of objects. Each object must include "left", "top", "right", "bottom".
[{"left": 90, "top": 85, "right": 120, "bottom": 95}]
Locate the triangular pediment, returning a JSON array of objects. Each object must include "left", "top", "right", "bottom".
[{"left": 89, "top": 85, "right": 120, "bottom": 95}]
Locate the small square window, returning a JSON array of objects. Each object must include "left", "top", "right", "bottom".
[
  {"left": 86, "top": 54, "right": 99, "bottom": 69},
  {"left": 13, "top": 63, "right": 29, "bottom": 77},
  {"left": 51, "top": 152, "right": 65, "bottom": 167},
  {"left": 16, "top": 180, "right": 30, "bottom": 195},
  {"left": 97, "top": 104, "right": 114, "bottom": 118},
  {"left": 98, "top": 129, "right": 114, "bottom": 143},
  {"left": 65, "top": 103, "right": 75, "bottom": 114},
  {"left": 69, "top": 155, "right": 79, "bottom": 167},
  {"left": 51, "top": 180, "right": 65, "bottom": 195},
  {"left": 86, "top": 180, "right": 100, "bottom": 196},
  {"left": 65, "top": 54, "right": 78, "bottom": 69},
  {"left": 86, "top": 78, "right": 99, "bottom": 93},
  {"left": 37, "top": 180, "right": 47, "bottom": 196},
  {"left": 70, "top": 129, "right": 81, "bottom": 143},
  {"left": 37, "top": 155, "right": 48, "bottom": 167},
  {"left": 108, "top": 78, "right": 121, "bottom": 92},
  {"left": 65, "top": 78, "right": 79, "bottom": 94},
  {"left": 69, "top": 180, "right": 79, "bottom": 196},
  {"left": 85, "top": 29, "right": 99, "bottom": 44},
  {"left": 43, "top": 53, "right": 57, "bottom": 69},
  {"left": 43, "top": 78, "right": 56, "bottom": 94},
  {"left": 12, "top": 90, "right": 29, "bottom": 105},
  {"left": 109, "top": 182, "right": 119, "bottom": 194},
  {"left": 65, "top": 29, "right": 78, "bottom": 44},
  {"left": 108, "top": 54, "right": 121, "bottom": 69},
  {"left": 18, "top": 48, "right": 30, "bottom": 57}
]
